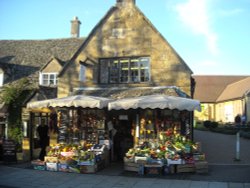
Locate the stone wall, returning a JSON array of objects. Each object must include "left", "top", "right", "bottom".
[{"left": 58, "top": 5, "right": 192, "bottom": 98}]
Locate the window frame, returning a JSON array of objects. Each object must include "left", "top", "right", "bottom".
[
  {"left": 39, "top": 72, "right": 58, "bottom": 86},
  {"left": 99, "top": 57, "right": 150, "bottom": 84}
]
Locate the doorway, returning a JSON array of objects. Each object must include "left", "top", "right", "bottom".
[{"left": 112, "top": 113, "right": 134, "bottom": 162}]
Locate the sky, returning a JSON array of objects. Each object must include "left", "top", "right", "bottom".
[{"left": 0, "top": 0, "right": 249, "bottom": 75}]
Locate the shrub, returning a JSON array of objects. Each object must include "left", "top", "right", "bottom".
[
  {"left": 211, "top": 121, "right": 219, "bottom": 129},
  {"left": 203, "top": 120, "right": 211, "bottom": 128},
  {"left": 203, "top": 120, "right": 218, "bottom": 129}
]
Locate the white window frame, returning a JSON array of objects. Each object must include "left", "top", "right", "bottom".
[
  {"left": 0, "top": 72, "right": 4, "bottom": 87},
  {"left": 39, "top": 72, "right": 58, "bottom": 86}
]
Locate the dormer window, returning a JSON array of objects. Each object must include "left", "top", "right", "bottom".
[{"left": 39, "top": 72, "right": 58, "bottom": 86}]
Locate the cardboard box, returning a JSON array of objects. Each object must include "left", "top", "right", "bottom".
[
  {"left": 31, "top": 160, "right": 46, "bottom": 170},
  {"left": 167, "top": 159, "right": 183, "bottom": 165},
  {"left": 134, "top": 156, "right": 147, "bottom": 163},
  {"left": 46, "top": 162, "right": 58, "bottom": 172},
  {"left": 58, "top": 163, "right": 70, "bottom": 172},
  {"left": 44, "top": 156, "right": 58, "bottom": 163},
  {"left": 78, "top": 160, "right": 95, "bottom": 166},
  {"left": 80, "top": 165, "right": 97, "bottom": 174}
]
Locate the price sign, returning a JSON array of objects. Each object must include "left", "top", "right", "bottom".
[{"left": 3, "top": 140, "right": 17, "bottom": 163}]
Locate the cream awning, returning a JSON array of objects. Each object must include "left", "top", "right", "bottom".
[
  {"left": 108, "top": 94, "right": 201, "bottom": 111},
  {"left": 27, "top": 95, "right": 113, "bottom": 109}
]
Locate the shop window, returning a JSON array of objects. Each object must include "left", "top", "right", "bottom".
[
  {"left": 99, "top": 57, "right": 150, "bottom": 84},
  {"left": 39, "top": 72, "right": 58, "bottom": 86}
]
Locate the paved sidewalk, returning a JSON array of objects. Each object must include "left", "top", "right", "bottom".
[
  {"left": 194, "top": 130, "right": 250, "bottom": 165},
  {"left": 0, "top": 165, "right": 249, "bottom": 188}
]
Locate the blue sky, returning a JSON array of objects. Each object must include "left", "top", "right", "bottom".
[{"left": 0, "top": 0, "right": 249, "bottom": 75}]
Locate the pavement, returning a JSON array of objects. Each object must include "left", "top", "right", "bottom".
[
  {"left": 0, "top": 161, "right": 249, "bottom": 188},
  {"left": 0, "top": 130, "right": 249, "bottom": 188}
]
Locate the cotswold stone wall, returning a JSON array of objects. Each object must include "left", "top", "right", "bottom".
[{"left": 58, "top": 5, "right": 192, "bottom": 98}]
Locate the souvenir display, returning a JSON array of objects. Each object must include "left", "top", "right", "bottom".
[{"left": 37, "top": 108, "right": 108, "bottom": 174}]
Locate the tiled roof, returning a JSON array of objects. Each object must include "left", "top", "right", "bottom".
[
  {"left": 74, "top": 86, "right": 188, "bottom": 99},
  {"left": 193, "top": 75, "right": 250, "bottom": 103},
  {"left": 216, "top": 77, "right": 250, "bottom": 102},
  {"left": 0, "top": 38, "right": 85, "bottom": 84}
]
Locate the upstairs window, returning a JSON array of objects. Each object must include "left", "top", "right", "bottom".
[
  {"left": 39, "top": 72, "right": 58, "bottom": 86},
  {"left": 79, "top": 64, "right": 86, "bottom": 82},
  {"left": 99, "top": 57, "right": 150, "bottom": 84}
]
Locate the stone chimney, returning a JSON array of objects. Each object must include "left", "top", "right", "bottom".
[
  {"left": 71, "top": 16, "right": 81, "bottom": 38},
  {"left": 116, "top": 0, "right": 136, "bottom": 6}
]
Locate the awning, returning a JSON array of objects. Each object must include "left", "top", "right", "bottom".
[
  {"left": 48, "top": 95, "right": 112, "bottom": 108},
  {"left": 27, "top": 95, "right": 113, "bottom": 109},
  {"left": 26, "top": 99, "right": 51, "bottom": 109},
  {"left": 108, "top": 94, "right": 201, "bottom": 112}
]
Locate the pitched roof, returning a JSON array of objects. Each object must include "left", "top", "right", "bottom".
[
  {"left": 60, "top": 3, "right": 193, "bottom": 76},
  {"left": 216, "top": 77, "right": 250, "bottom": 102},
  {"left": 0, "top": 38, "right": 85, "bottom": 84},
  {"left": 193, "top": 75, "right": 249, "bottom": 103}
]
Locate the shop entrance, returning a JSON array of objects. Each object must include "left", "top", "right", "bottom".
[
  {"left": 113, "top": 120, "right": 133, "bottom": 161},
  {"left": 112, "top": 114, "right": 134, "bottom": 162}
]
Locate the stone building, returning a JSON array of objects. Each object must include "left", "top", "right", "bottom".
[
  {"left": 58, "top": 0, "right": 193, "bottom": 99},
  {"left": 1, "top": 0, "right": 196, "bottom": 161},
  {"left": 193, "top": 75, "right": 250, "bottom": 124}
]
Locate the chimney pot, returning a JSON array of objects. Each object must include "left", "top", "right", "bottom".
[{"left": 116, "top": 0, "right": 136, "bottom": 6}]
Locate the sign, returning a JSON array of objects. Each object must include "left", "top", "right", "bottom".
[
  {"left": 2, "top": 140, "right": 17, "bottom": 163},
  {"left": 119, "top": 115, "right": 128, "bottom": 120}
]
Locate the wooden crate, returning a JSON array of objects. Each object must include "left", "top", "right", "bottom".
[
  {"left": 144, "top": 164, "right": 163, "bottom": 176},
  {"left": 176, "top": 164, "right": 196, "bottom": 173},
  {"left": 44, "top": 156, "right": 58, "bottom": 163},
  {"left": 163, "top": 165, "right": 176, "bottom": 175},
  {"left": 80, "top": 165, "right": 97, "bottom": 174},
  {"left": 195, "top": 161, "right": 208, "bottom": 174},
  {"left": 124, "top": 162, "right": 139, "bottom": 172}
]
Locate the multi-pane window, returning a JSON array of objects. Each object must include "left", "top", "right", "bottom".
[
  {"left": 99, "top": 57, "right": 150, "bottom": 84},
  {"left": 40, "top": 73, "right": 58, "bottom": 86}
]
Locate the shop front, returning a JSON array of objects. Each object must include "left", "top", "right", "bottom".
[
  {"left": 108, "top": 95, "right": 207, "bottom": 175},
  {"left": 27, "top": 95, "right": 113, "bottom": 173},
  {"left": 27, "top": 94, "right": 206, "bottom": 175}
]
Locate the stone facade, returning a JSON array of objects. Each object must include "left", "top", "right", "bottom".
[
  {"left": 58, "top": 2, "right": 192, "bottom": 98},
  {"left": 41, "top": 58, "right": 64, "bottom": 73}
]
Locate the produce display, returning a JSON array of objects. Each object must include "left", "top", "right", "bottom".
[
  {"left": 124, "top": 110, "right": 207, "bottom": 175},
  {"left": 125, "top": 131, "right": 198, "bottom": 164},
  {"left": 47, "top": 143, "right": 96, "bottom": 164}
]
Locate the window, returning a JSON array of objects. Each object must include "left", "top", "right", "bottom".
[
  {"left": 39, "top": 72, "right": 58, "bottom": 86},
  {"left": 79, "top": 64, "right": 86, "bottom": 82},
  {"left": 99, "top": 57, "right": 150, "bottom": 84}
]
